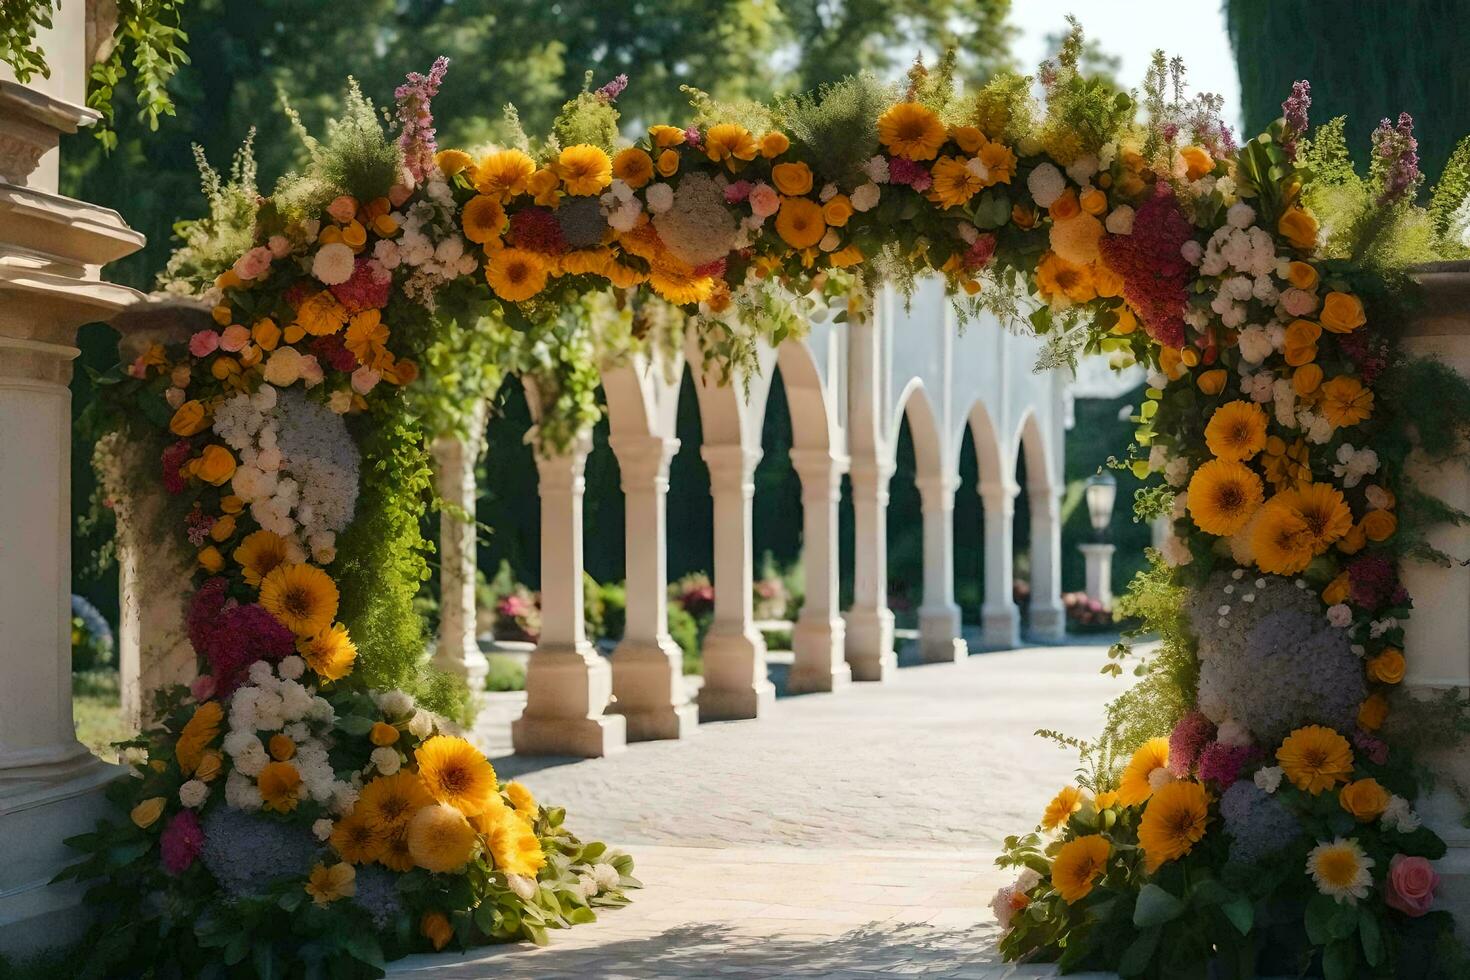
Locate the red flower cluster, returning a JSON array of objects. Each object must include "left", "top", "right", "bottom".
[
  {"left": 310, "top": 334, "right": 358, "bottom": 373},
  {"left": 162, "top": 440, "right": 193, "bottom": 494},
  {"left": 1348, "top": 555, "right": 1404, "bottom": 612},
  {"left": 186, "top": 577, "right": 295, "bottom": 694},
  {"left": 1099, "top": 183, "right": 1194, "bottom": 348},
  {"left": 509, "top": 207, "right": 568, "bottom": 255},
  {"left": 330, "top": 257, "right": 392, "bottom": 314}
]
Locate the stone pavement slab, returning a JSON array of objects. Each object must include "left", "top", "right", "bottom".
[{"left": 396, "top": 645, "right": 1138, "bottom": 978}]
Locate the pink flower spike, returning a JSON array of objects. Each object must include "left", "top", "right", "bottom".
[{"left": 189, "top": 331, "right": 221, "bottom": 357}]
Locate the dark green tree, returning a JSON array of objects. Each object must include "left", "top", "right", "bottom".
[{"left": 1226, "top": 0, "right": 1470, "bottom": 182}]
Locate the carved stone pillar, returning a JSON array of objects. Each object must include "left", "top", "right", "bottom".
[
  {"left": 1028, "top": 487, "right": 1067, "bottom": 641},
  {"left": 697, "top": 444, "right": 775, "bottom": 720},
  {"left": 608, "top": 433, "right": 697, "bottom": 741},
  {"left": 430, "top": 402, "right": 490, "bottom": 694},
  {"left": 979, "top": 479, "right": 1021, "bottom": 649},
  {"left": 915, "top": 473, "right": 966, "bottom": 663},
  {"left": 788, "top": 448, "right": 852, "bottom": 693},
  {"left": 845, "top": 457, "right": 896, "bottom": 681},
  {"left": 511, "top": 434, "right": 626, "bottom": 757}
]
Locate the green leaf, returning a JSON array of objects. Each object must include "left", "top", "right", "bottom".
[
  {"left": 1133, "top": 884, "right": 1185, "bottom": 927},
  {"left": 1305, "top": 893, "right": 1338, "bottom": 945},
  {"left": 336, "top": 714, "right": 374, "bottom": 736},
  {"left": 1221, "top": 896, "right": 1253, "bottom": 936},
  {"left": 1322, "top": 938, "right": 1358, "bottom": 980},
  {"left": 1359, "top": 908, "right": 1384, "bottom": 965},
  {"left": 1118, "top": 925, "right": 1162, "bottom": 976}
]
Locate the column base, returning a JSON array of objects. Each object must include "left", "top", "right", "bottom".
[
  {"left": 610, "top": 638, "right": 699, "bottom": 742},
  {"left": 843, "top": 606, "right": 896, "bottom": 681},
  {"left": 0, "top": 750, "right": 122, "bottom": 957},
  {"left": 980, "top": 604, "right": 1021, "bottom": 650},
  {"left": 431, "top": 640, "right": 490, "bottom": 695},
  {"left": 511, "top": 642, "right": 626, "bottom": 757},
  {"left": 697, "top": 627, "right": 775, "bottom": 721},
  {"left": 919, "top": 604, "right": 967, "bottom": 664},
  {"left": 1027, "top": 603, "right": 1067, "bottom": 643},
  {"left": 789, "top": 616, "right": 852, "bottom": 694}
]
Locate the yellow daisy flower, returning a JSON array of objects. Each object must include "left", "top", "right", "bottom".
[
  {"left": 1137, "top": 780, "right": 1210, "bottom": 873},
  {"left": 474, "top": 149, "right": 536, "bottom": 201},
  {"left": 1117, "top": 737, "right": 1171, "bottom": 807},
  {"left": 1277, "top": 726, "right": 1354, "bottom": 795},
  {"left": 1187, "top": 459, "right": 1264, "bottom": 536},
  {"left": 258, "top": 761, "right": 304, "bottom": 813},
  {"left": 407, "top": 803, "right": 479, "bottom": 873},
  {"left": 485, "top": 247, "right": 548, "bottom": 302},
  {"left": 358, "top": 771, "right": 435, "bottom": 834},
  {"left": 876, "top": 102, "right": 946, "bottom": 161},
  {"left": 415, "top": 736, "right": 499, "bottom": 816},
  {"left": 484, "top": 809, "right": 546, "bottom": 878},
  {"left": 556, "top": 144, "right": 612, "bottom": 196},
  {"left": 1041, "top": 785, "right": 1084, "bottom": 831},
  {"left": 305, "top": 862, "right": 356, "bottom": 905},
  {"left": 1052, "top": 834, "right": 1110, "bottom": 903},
  {"left": 297, "top": 622, "right": 357, "bottom": 681},
  {"left": 330, "top": 811, "right": 386, "bottom": 864},
  {"left": 1204, "top": 401, "right": 1268, "bottom": 462},
  {"left": 259, "top": 563, "right": 339, "bottom": 637}
]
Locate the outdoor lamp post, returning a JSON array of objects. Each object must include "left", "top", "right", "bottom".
[{"left": 1080, "top": 472, "right": 1117, "bottom": 607}]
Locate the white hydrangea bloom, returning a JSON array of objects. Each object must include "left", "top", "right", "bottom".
[
  {"left": 179, "top": 779, "right": 210, "bottom": 808},
  {"left": 371, "top": 747, "right": 402, "bottom": 775},
  {"left": 1254, "top": 766, "right": 1284, "bottom": 793},
  {"left": 1026, "top": 163, "right": 1065, "bottom": 208},
  {"left": 313, "top": 818, "right": 335, "bottom": 841}
]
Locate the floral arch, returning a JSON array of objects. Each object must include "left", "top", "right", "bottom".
[{"left": 66, "top": 25, "right": 1470, "bottom": 979}]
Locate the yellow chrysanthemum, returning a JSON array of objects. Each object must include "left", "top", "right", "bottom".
[
  {"left": 1035, "top": 251, "right": 1096, "bottom": 305},
  {"left": 475, "top": 149, "right": 536, "bottom": 201},
  {"left": 975, "top": 139, "right": 1017, "bottom": 185},
  {"left": 484, "top": 809, "right": 546, "bottom": 878},
  {"left": 233, "top": 529, "right": 291, "bottom": 587},
  {"left": 1187, "top": 459, "right": 1264, "bottom": 536},
  {"left": 1277, "top": 726, "right": 1354, "bottom": 795},
  {"left": 876, "top": 102, "right": 946, "bottom": 161},
  {"left": 258, "top": 761, "right": 304, "bottom": 813},
  {"left": 1052, "top": 834, "right": 1110, "bottom": 903},
  {"left": 294, "top": 290, "right": 348, "bottom": 337},
  {"left": 379, "top": 826, "right": 416, "bottom": 873},
  {"left": 1137, "top": 780, "right": 1211, "bottom": 873},
  {"left": 358, "top": 771, "right": 435, "bottom": 833},
  {"left": 1117, "top": 737, "right": 1171, "bottom": 807},
  {"left": 1250, "top": 498, "right": 1315, "bottom": 575},
  {"left": 175, "top": 700, "right": 223, "bottom": 776},
  {"left": 505, "top": 781, "right": 538, "bottom": 820},
  {"left": 704, "top": 123, "right": 758, "bottom": 164},
  {"left": 927, "top": 156, "right": 984, "bottom": 207},
  {"left": 297, "top": 622, "right": 357, "bottom": 681},
  {"left": 305, "top": 862, "right": 356, "bottom": 906},
  {"left": 1204, "top": 401, "right": 1269, "bottom": 462},
  {"left": 774, "top": 196, "right": 826, "bottom": 250},
  {"left": 1281, "top": 483, "right": 1353, "bottom": 553},
  {"left": 461, "top": 195, "right": 506, "bottom": 245},
  {"left": 259, "top": 563, "right": 339, "bottom": 637},
  {"left": 1041, "top": 785, "right": 1084, "bottom": 831},
  {"left": 611, "top": 147, "right": 654, "bottom": 189},
  {"left": 648, "top": 267, "right": 714, "bottom": 306},
  {"left": 556, "top": 144, "right": 612, "bottom": 196},
  {"left": 415, "top": 736, "right": 499, "bottom": 816},
  {"left": 330, "top": 811, "right": 386, "bottom": 864},
  {"left": 485, "top": 247, "right": 548, "bottom": 302},
  {"left": 407, "top": 803, "right": 479, "bottom": 873},
  {"left": 1321, "top": 376, "right": 1373, "bottom": 428}
]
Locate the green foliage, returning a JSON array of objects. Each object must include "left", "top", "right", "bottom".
[
  {"left": 158, "top": 135, "right": 261, "bottom": 290},
  {"left": 1429, "top": 136, "right": 1470, "bottom": 256},
  {"left": 683, "top": 84, "right": 778, "bottom": 137},
  {"left": 967, "top": 70, "right": 1035, "bottom": 144},
  {"left": 777, "top": 73, "right": 896, "bottom": 187},
  {"left": 666, "top": 603, "right": 702, "bottom": 675},
  {"left": 1035, "top": 16, "right": 1132, "bottom": 165},
  {"left": 1099, "top": 557, "right": 1196, "bottom": 756},
  {"left": 0, "top": 0, "right": 53, "bottom": 83},
  {"left": 483, "top": 653, "right": 527, "bottom": 693},
  {"left": 311, "top": 78, "right": 402, "bottom": 204},
  {"left": 551, "top": 73, "right": 621, "bottom": 153}
]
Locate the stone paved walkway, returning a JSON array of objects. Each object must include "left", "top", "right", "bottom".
[{"left": 395, "top": 644, "right": 1132, "bottom": 978}]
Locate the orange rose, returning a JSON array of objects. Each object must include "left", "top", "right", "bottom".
[
  {"left": 949, "top": 125, "right": 984, "bottom": 153},
  {"left": 656, "top": 149, "right": 680, "bottom": 178},
  {"left": 1012, "top": 203, "right": 1038, "bottom": 229},
  {"left": 759, "top": 131, "right": 790, "bottom": 158},
  {"left": 1319, "top": 292, "right": 1367, "bottom": 334},
  {"left": 1368, "top": 648, "right": 1406, "bottom": 685},
  {"left": 1358, "top": 693, "right": 1389, "bottom": 731},
  {"left": 1197, "top": 369, "right": 1228, "bottom": 395},
  {"left": 822, "top": 194, "right": 854, "bottom": 227},
  {"left": 771, "top": 161, "right": 813, "bottom": 197},
  {"left": 1179, "top": 145, "right": 1213, "bottom": 180},
  {"left": 420, "top": 910, "right": 453, "bottom": 951},
  {"left": 1337, "top": 524, "right": 1367, "bottom": 555},
  {"left": 1361, "top": 509, "right": 1397, "bottom": 542},
  {"left": 194, "top": 445, "right": 237, "bottom": 486},
  {"left": 1339, "top": 777, "right": 1390, "bottom": 822},
  {"left": 1278, "top": 206, "right": 1319, "bottom": 250},
  {"left": 1322, "top": 572, "right": 1350, "bottom": 605},
  {"left": 1049, "top": 189, "right": 1080, "bottom": 220},
  {"left": 1079, "top": 188, "right": 1108, "bottom": 215},
  {"left": 198, "top": 546, "right": 225, "bottom": 574},
  {"left": 269, "top": 733, "right": 296, "bottom": 761},
  {"left": 370, "top": 722, "right": 401, "bottom": 747},
  {"left": 1286, "top": 261, "right": 1319, "bottom": 290},
  {"left": 169, "top": 400, "right": 209, "bottom": 437},
  {"left": 1292, "top": 364, "right": 1324, "bottom": 395}
]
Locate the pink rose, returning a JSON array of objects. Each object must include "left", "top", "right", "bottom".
[
  {"left": 724, "top": 180, "right": 753, "bottom": 204},
  {"left": 748, "top": 182, "right": 780, "bottom": 218},
  {"left": 1386, "top": 855, "right": 1438, "bottom": 917},
  {"left": 1281, "top": 287, "right": 1318, "bottom": 317},
  {"left": 188, "top": 330, "right": 221, "bottom": 357},
  {"left": 327, "top": 195, "right": 358, "bottom": 224},
  {"left": 232, "top": 245, "right": 273, "bottom": 281},
  {"left": 267, "top": 235, "right": 292, "bottom": 259},
  {"left": 298, "top": 354, "right": 324, "bottom": 388},
  {"left": 351, "top": 366, "right": 381, "bottom": 395},
  {"left": 219, "top": 324, "right": 251, "bottom": 352},
  {"left": 389, "top": 181, "right": 414, "bottom": 208},
  {"left": 190, "top": 674, "right": 216, "bottom": 701}
]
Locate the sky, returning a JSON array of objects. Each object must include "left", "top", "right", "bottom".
[{"left": 1008, "top": 0, "right": 1244, "bottom": 133}]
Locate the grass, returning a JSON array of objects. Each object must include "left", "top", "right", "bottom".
[
  {"left": 72, "top": 670, "right": 134, "bottom": 763},
  {"left": 483, "top": 653, "right": 527, "bottom": 692}
]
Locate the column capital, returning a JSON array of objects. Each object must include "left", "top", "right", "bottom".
[
  {"left": 608, "top": 434, "right": 679, "bottom": 488},
  {"left": 978, "top": 478, "right": 1021, "bottom": 514},
  {"left": 915, "top": 473, "right": 959, "bottom": 511},
  {"left": 701, "top": 444, "right": 762, "bottom": 482},
  {"left": 534, "top": 433, "right": 592, "bottom": 492},
  {"left": 848, "top": 456, "right": 896, "bottom": 488},
  {"left": 789, "top": 448, "right": 848, "bottom": 503}
]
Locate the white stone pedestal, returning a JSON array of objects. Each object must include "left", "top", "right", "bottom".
[
  {"left": 788, "top": 449, "right": 852, "bottom": 694},
  {"left": 1079, "top": 543, "right": 1115, "bottom": 608},
  {"left": 431, "top": 411, "right": 491, "bottom": 695},
  {"left": 979, "top": 481, "right": 1021, "bottom": 650},
  {"left": 0, "top": 64, "right": 146, "bottom": 949}
]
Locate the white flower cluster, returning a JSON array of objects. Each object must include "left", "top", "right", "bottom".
[
  {"left": 222, "top": 658, "right": 359, "bottom": 815},
  {"left": 1381, "top": 794, "right": 1422, "bottom": 833},
  {"left": 990, "top": 867, "right": 1041, "bottom": 931},
  {"left": 213, "top": 387, "right": 359, "bottom": 562},
  {"left": 571, "top": 862, "right": 622, "bottom": 901},
  {"left": 374, "top": 178, "right": 478, "bottom": 309},
  {"left": 601, "top": 179, "right": 644, "bottom": 232}
]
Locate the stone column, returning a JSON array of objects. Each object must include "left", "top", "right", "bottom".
[
  {"left": 430, "top": 402, "right": 490, "bottom": 694},
  {"left": 1400, "top": 262, "right": 1470, "bottom": 935},
  {"left": 845, "top": 458, "right": 896, "bottom": 681},
  {"left": 788, "top": 449, "right": 852, "bottom": 693},
  {"left": 0, "top": 55, "right": 146, "bottom": 946},
  {"left": 1028, "top": 487, "right": 1067, "bottom": 641},
  {"left": 1080, "top": 543, "right": 1115, "bottom": 608},
  {"left": 979, "top": 479, "right": 1021, "bottom": 649},
  {"left": 915, "top": 474, "right": 966, "bottom": 663},
  {"left": 608, "top": 433, "right": 697, "bottom": 741},
  {"left": 511, "top": 434, "right": 626, "bottom": 757},
  {"left": 697, "top": 444, "right": 775, "bottom": 720}
]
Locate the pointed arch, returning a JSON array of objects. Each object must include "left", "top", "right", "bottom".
[
  {"left": 892, "top": 379, "right": 944, "bottom": 484},
  {"left": 963, "top": 400, "right": 1007, "bottom": 493},
  {"left": 775, "top": 338, "right": 841, "bottom": 452},
  {"left": 1014, "top": 408, "right": 1057, "bottom": 494}
]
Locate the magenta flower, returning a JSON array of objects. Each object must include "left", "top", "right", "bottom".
[
  {"left": 595, "top": 74, "right": 629, "bottom": 103},
  {"left": 161, "top": 810, "right": 204, "bottom": 875},
  {"left": 1372, "top": 112, "right": 1421, "bottom": 205},
  {"left": 161, "top": 440, "right": 193, "bottom": 495},
  {"left": 1167, "top": 711, "right": 1216, "bottom": 777},
  {"left": 1280, "top": 79, "right": 1312, "bottom": 160},
  {"left": 1196, "top": 741, "right": 1258, "bottom": 788},
  {"left": 330, "top": 257, "right": 392, "bottom": 314},
  {"left": 1098, "top": 183, "right": 1194, "bottom": 348},
  {"left": 887, "top": 157, "right": 933, "bottom": 192}
]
